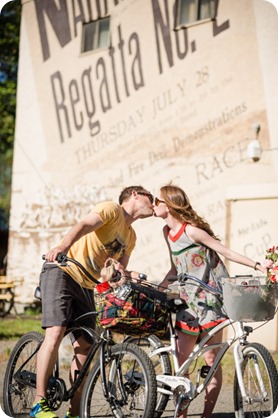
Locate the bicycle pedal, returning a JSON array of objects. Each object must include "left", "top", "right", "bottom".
[{"left": 200, "top": 365, "right": 210, "bottom": 378}]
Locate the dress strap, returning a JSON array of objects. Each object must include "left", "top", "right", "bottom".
[{"left": 168, "top": 223, "right": 187, "bottom": 241}]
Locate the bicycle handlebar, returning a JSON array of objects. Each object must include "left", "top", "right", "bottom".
[
  {"left": 42, "top": 253, "right": 100, "bottom": 285},
  {"left": 42, "top": 253, "right": 148, "bottom": 286},
  {"left": 168, "top": 273, "right": 223, "bottom": 297}
]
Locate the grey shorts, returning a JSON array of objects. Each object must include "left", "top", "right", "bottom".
[{"left": 39, "top": 262, "right": 96, "bottom": 342}]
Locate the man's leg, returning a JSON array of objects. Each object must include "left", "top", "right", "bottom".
[
  {"left": 34, "top": 325, "right": 66, "bottom": 404},
  {"left": 68, "top": 335, "right": 92, "bottom": 416}
]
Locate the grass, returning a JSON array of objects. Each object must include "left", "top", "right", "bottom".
[
  {"left": 1, "top": 316, "right": 277, "bottom": 386},
  {"left": 0, "top": 315, "right": 43, "bottom": 339},
  {"left": 177, "top": 346, "right": 278, "bottom": 386}
]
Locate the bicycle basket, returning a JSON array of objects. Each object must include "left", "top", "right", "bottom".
[
  {"left": 94, "top": 281, "right": 170, "bottom": 336},
  {"left": 221, "top": 276, "right": 278, "bottom": 322}
]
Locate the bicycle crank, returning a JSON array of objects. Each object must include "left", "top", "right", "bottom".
[{"left": 173, "top": 385, "right": 191, "bottom": 415}]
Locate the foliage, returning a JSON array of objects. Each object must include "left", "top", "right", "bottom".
[{"left": 0, "top": 0, "right": 21, "bottom": 228}]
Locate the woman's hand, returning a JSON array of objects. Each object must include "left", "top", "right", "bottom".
[{"left": 261, "top": 259, "right": 274, "bottom": 269}]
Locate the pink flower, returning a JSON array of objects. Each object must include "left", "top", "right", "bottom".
[{"left": 261, "top": 259, "right": 274, "bottom": 268}]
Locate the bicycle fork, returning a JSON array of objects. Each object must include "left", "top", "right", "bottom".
[
  {"left": 233, "top": 324, "right": 268, "bottom": 407},
  {"left": 99, "top": 342, "right": 126, "bottom": 418}
]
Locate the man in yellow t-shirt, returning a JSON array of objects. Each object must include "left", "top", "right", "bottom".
[{"left": 31, "top": 186, "right": 154, "bottom": 418}]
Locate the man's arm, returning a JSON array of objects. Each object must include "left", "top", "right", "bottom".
[
  {"left": 45, "top": 212, "right": 103, "bottom": 262},
  {"left": 118, "top": 254, "right": 130, "bottom": 269}
]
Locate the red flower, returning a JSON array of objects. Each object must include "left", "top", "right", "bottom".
[
  {"left": 191, "top": 254, "right": 204, "bottom": 267},
  {"left": 269, "top": 275, "right": 277, "bottom": 283}
]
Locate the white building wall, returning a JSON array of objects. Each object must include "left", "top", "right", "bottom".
[{"left": 8, "top": 0, "right": 278, "bottom": 350}]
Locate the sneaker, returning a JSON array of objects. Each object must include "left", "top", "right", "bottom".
[
  {"left": 64, "top": 413, "right": 80, "bottom": 418},
  {"left": 30, "top": 398, "right": 58, "bottom": 418}
]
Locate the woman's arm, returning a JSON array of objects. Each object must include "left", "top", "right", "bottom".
[{"left": 186, "top": 224, "right": 266, "bottom": 273}]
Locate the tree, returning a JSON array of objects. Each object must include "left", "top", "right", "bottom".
[{"left": 0, "top": 0, "right": 21, "bottom": 229}]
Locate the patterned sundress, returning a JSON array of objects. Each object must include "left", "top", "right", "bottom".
[{"left": 168, "top": 223, "right": 228, "bottom": 335}]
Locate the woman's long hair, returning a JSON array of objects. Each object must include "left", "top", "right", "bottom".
[{"left": 160, "top": 184, "right": 219, "bottom": 240}]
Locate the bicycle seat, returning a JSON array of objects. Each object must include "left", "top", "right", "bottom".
[{"left": 34, "top": 286, "right": 41, "bottom": 301}]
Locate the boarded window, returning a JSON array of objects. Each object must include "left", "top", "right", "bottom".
[
  {"left": 82, "top": 17, "right": 110, "bottom": 53},
  {"left": 177, "top": 0, "right": 216, "bottom": 26}
]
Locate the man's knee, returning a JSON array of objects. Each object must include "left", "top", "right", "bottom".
[{"left": 44, "top": 326, "right": 65, "bottom": 347}]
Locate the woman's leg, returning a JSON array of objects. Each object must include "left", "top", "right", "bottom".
[
  {"left": 176, "top": 330, "right": 198, "bottom": 418},
  {"left": 200, "top": 329, "right": 223, "bottom": 418}
]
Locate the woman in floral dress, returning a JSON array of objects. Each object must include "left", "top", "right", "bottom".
[{"left": 154, "top": 184, "right": 266, "bottom": 418}]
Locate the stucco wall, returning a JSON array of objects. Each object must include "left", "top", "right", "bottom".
[{"left": 7, "top": 0, "right": 278, "bottom": 349}]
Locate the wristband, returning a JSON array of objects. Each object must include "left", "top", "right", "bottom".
[{"left": 254, "top": 262, "right": 261, "bottom": 271}]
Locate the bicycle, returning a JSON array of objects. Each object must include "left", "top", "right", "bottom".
[
  {"left": 3, "top": 254, "right": 158, "bottom": 418},
  {"left": 126, "top": 273, "right": 278, "bottom": 418}
]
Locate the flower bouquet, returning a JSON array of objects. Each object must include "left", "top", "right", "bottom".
[{"left": 264, "top": 246, "right": 278, "bottom": 284}]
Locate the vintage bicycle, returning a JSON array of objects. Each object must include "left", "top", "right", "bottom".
[
  {"left": 2, "top": 254, "right": 158, "bottom": 418},
  {"left": 110, "top": 273, "right": 278, "bottom": 418}
]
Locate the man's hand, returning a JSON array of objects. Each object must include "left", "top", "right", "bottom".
[{"left": 44, "top": 245, "right": 69, "bottom": 262}]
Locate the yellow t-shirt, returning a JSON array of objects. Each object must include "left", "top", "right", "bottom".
[{"left": 60, "top": 201, "right": 136, "bottom": 289}]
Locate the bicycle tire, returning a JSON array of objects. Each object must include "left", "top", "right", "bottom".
[
  {"left": 233, "top": 342, "right": 278, "bottom": 418},
  {"left": 125, "top": 334, "right": 172, "bottom": 418},
  {"left": 80, "top": 342, "right": 157, "bottom": 418},
  {"left": 0, "top": 288, "right": 14, "bottom": 317},
  {"left": 3, "top": 331, "right": 44, "bottom": 417}
]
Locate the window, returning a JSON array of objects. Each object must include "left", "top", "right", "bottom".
[
  {"left": 81, "top": 17, "right": 110, "bottom": 53},
  {"left": 177, "top": 0, "right": 216, "bottom": 27}
]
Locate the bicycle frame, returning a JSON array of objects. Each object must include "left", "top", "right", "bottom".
[
  {"left": 11, "top": 315, "right": 113, "bottom": 407},
  {"left": 150, "top": 298, "right": 268, "bottom": 407},
  {"left": 57, "top": 324, "right": 103, "bottom": 402}
]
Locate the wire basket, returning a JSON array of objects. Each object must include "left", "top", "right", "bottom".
[
  {"left": 94, "top": 281, "right": 170, "bottom": 336},
  {"left": 221, "top": 276, "right": 278, "bottom": 322}
]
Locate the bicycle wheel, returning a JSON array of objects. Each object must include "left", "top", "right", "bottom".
[
  {"left": 234, "top": 342, "right": 278, "bottom": 418},
  {"left": 3, "top": 331, "right": 44, "bottom": 417},
  {"left": 125, "top": 334, "right": 172, "bottom": 418},
  {"left": 0, "top": 287, "right": 14, "bottom": 317},
  {"left": 80, "top": 342, "right": 157, "bottom": 418}
]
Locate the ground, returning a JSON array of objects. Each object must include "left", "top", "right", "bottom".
[{"left": 0, "top": 339, "right": 235, "bottom": 417}]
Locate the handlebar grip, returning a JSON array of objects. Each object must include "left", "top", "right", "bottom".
[
  {"left": 168, "top": 276, "right": 178, "bottom": 283},
  {"left": 168, "top": 274, "right": 189, "bottom": 283},
  {"left": 41, "top": 253, "right": 68, "bottom": 263}
]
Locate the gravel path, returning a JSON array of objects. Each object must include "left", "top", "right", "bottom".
[{"left": 0, "top": 339, "right": 235, "bottom": 418}]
